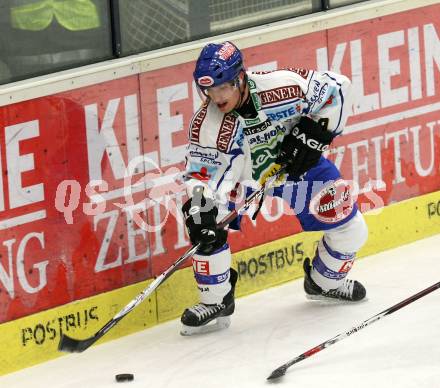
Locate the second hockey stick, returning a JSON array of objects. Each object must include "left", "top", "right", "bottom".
[
  {"left": 58, "top": 168, "right": 285, "bottom": 353},
  {"left": 267, "top": 280, "right": 440, "bottom": 380}
]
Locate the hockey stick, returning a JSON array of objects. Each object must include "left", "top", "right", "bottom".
[
  {"left": 58, "top": 168, "right": 285, "bottom": 353},
  {"left": 267, "top": 280, "right": 440, "bottom": 380}
]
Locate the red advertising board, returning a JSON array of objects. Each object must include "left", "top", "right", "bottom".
[
  {"left": 0, "top": 3, "right": 439, "bottom": 323},
  {"left": 0, "top": 76, "right": 154, "bottom": 322}
]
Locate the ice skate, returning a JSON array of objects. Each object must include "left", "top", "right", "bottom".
[
  {"left": 180, "top": 269, "right": 237, "bottom": 336},
  {"left": 303, "top": 257, "right": 366, "bottom": 302}
]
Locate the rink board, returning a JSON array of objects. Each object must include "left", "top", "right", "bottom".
[
  {"left": 0, "top": 279, "right": 157, "bottom": 376},
  {"left": 1, "top": 190, "right": 439, "bottom": 375}
]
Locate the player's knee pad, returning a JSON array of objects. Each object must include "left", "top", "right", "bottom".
[
  {"left": 311, "top": 211, "right": 367, "bottom": 290},
  {"left": 192, "top": 244, "right": 232, "bottom": 304}
]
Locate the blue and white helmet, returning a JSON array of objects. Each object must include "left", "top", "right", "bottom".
[{"left": 193, "top": 41, "right": 244, "bottom": 92}]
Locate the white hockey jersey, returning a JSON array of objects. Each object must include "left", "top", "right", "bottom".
[{"left": 184, "top": 68, "right": 353, "bottom": 206}]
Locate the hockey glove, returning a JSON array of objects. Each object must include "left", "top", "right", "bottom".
[
  {"left": 276, "top": 117, "right": 334, "bottom": 179},
  {"left": 182, "top": 187, "right": 228, "bottom": 255}
]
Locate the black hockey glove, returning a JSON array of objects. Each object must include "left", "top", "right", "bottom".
[
  {"left": 276, "top": 117, "right": 334, "bottom": 179},
  {"left": 182, "top": 187, "right": 228, "bottom": 255}
]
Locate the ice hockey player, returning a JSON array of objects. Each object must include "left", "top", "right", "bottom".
[{"left": 180, "top": 41, "right": 368, "bottom": 335}]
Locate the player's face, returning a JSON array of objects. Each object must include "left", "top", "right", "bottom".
[{"left": 206, "top": 81, "right": 241, "bottom": 113}]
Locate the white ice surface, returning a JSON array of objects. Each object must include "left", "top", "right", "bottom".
[{"left": 2, "top": 234, "right": 440, "bottom": 388}]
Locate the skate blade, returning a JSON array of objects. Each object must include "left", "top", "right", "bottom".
[
  {"left": 305, "top": 294, "right": 368, "bottom": 303},
  {"left": 180, "top": 316, "right": 231, "bottom": 336}
]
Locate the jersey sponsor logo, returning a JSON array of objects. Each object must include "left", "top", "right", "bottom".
[
  {"left": 287, "top": 67, "right": 310, "bottom": 79},
  {"left": 217, "top": 114, "right": 237, "bottom": 152},
  {"left": 218, "top": 42, "right": 236, "bottom": 60},
  {"left": 243, "top": 119, "right": 271, "bottom": 135},
  {"left": 188, "top": 166, "right": 212, "bottom": 181},
  {"left": 258, "top": 85, "right": 304, "bottom": 106},
  {"left": 248, "top": 129, "right": 279, "bottom": 145},
  {"left": 309, "top": 179, "right": 354, "bottom": 224},
  {"left": 308, "top": 80, "right": 329, "bottom": 111},
  {"left": 251, "top": 67, "right": 310, "bottom": 79},
  {"left": 253, "top": 148, "right": 277, "bottom": 168},
  {"left": 325, "top": 94, "right": 335, "bottom": 106},
  {"left": 197, "top": 76, "right": 214, "bottom": 87},
  {"left": 236, "top": 131, "right": 244, "bottom": 147},
  {"left": 241, "top": 116, "right": 261, "bottom": 127},
  {"left": 248, "top": 80, "right": 262, "bottom": 111},
  {"left": 189, "top": 147, "right": 222, "bottom": 166},
  {"left": 193, "top": 259, "right": 210, "bottom": 275},
  {"left": 266, "top": 106, "right": 297, "bottom": 121},
  {"left": 190, "top": 105, "right": 208, "bottom": 143}
]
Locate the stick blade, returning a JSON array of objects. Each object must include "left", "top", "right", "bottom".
[
  {"left": 58, "top": 334, "right": 96, "bottom": 353},
  {"left": 267, "top": 366, "right": 287, "bottom": 380}
]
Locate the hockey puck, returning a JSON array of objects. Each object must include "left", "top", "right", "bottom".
[{"left": 115, "top": 373, "right": 134, "bottom": 382}]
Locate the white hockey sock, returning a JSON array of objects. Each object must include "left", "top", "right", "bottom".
[
  {"left": 310, "top": 211, "right": 368, "bottom": 291},
  {"left": 310, "top": 238, "right": 356, "bottom": 291},
  {"left": 192, "top": 244, "right": 232, "bottom": 305}
]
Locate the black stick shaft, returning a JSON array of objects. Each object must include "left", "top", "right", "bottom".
[
  {"left": 268, "top": 281, "right": 440, "bottom": 380},
  {"left": 59, "top": 169, "right": 285, "bottom": 353}
]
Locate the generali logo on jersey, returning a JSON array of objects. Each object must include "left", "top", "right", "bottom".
[
  {"left": 190, "top": 105, "right": 208, "bottom": 143},
  {"left": 259, "top": 85, "right": 304, "bottom": 106},
  {"left": 287, "top": 67, "right": 310, "bottom": 79},
  {"left": 217, "top": 114, "right": 237, "bottom": 152}
]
